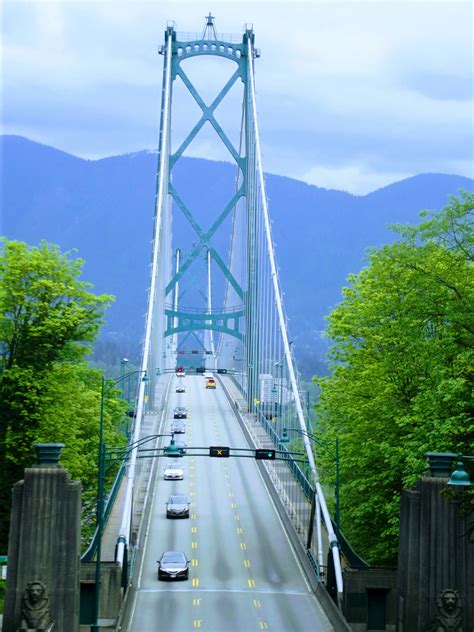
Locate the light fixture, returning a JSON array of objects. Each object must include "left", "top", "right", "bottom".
[{"left": 447, "top": 461, "right": 471, "bottom": 487}]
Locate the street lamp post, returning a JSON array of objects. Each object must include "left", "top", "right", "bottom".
[
  {"left": 91, "top": 369, "right": 148, "bottom": 632},
  {"left": 280, "top": 427, "right": 340, "bottom": 538}
]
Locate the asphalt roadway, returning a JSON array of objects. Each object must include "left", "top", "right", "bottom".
[{"left": 123, "top": 374, "right": 334, "bottom": 632}]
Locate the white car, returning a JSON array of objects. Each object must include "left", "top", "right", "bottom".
[{"left": 164, "top": 462, "right": 184, "bottom": 480}]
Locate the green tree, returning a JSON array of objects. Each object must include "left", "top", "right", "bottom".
[
  {"left": 316, "top": 192, "right": 473, "bottom": 565},
  {"left": 0, "top": 239, "right": 114, "bottom": 548}
]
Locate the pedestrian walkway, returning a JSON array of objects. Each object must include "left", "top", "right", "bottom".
[{"left": 100, "top": 374, "right": 171, "bottom": 562}]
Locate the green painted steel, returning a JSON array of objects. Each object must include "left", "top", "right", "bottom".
[
  {"left": 160, "top": 24, "right": 257, "bottom": 379},
  {"left": 165, "top": 307, "right": 244, "bottom": 340},
  {"left": 165, "top": 183, "right": 244, "bottom": 300}
]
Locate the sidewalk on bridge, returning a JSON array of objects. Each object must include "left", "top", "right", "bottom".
[{"left": 101, "top": 472, "right": 127, "bottom": 561}]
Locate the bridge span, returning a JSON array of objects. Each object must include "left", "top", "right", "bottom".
[
  {"left": 91, "top": 16, "right": 348, "bottom": 631},
  {"left": 119, "top": 373, "right": 334, "bottom": 631}
]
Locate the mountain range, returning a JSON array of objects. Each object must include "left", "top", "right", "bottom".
[{"left": 2, "top": 135, "right": 472, "bottom": 376}]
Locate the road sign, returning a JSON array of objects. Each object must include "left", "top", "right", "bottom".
[
  {"left": 209, "top": 446, "right": 230, "bottom": 458},
  {"left": 255, "top": 449, "right": 276, "bottom": 460}
]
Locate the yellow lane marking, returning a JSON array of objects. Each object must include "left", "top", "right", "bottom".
[
  {"left": 259, "top": 621, "right": 268, "bottom": 630},
  {"left": 235, "top": 515, "right": 240, "bottom": 522},
  {"left": 190, "top": 491, "right": 196, "bottom": 497},
  {"left": 191, "top": 526, "right": 197, "bottom": 533},
  {"left": 231, "top": 502, "right": 237, "bottom": 508},
  {"left": 193, "top": 598, "right": 201, "bottom": 606},
  {"left": 191, "top": 559, "right": 199, "bottom": 566},
  {"left": 253, "top": 599, "right": 261, "bottom": 608},
  {"left": 193, "top": 619, "right": 202, "bottom": 628},
  {"left": 243, "top": 560, "right": 251, "bottom": 568},
  {"left": 228, "top": 492, "right": 233, "bottom": 497},
  {"left": 248, "top": 579, "right": 256, "bottom": 589},
  {"left": 192, "top": 578, "right": 200, "bottom": 587},
  {"left": 191, "top": 513, "right": 197, "bottom": 520},
  {"left": 190, "top": 481, "right": 195, "bottom": 487},
  {"left": 192, "top": 541, "right": 198, "bottom": 549},
  {"left": 240, "top": 543, "right": 247, "bottom": 550},
  {"left": 236, "top": 527, "right": 243, "bottom": 534}
]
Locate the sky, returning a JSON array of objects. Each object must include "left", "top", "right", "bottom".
[{"left": 1, "top": 0, "right": 473, "bottom": 194}]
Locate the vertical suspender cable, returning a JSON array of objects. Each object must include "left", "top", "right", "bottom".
[{"left": 247, "top": 38, "right": 343, "bottom": 597}]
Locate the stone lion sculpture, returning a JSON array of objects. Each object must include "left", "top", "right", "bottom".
[
  {"left": 18, "top": 580, "right": 54, "bottom": 631},
  {"left": 426, "top": 589, "right": 463, "bottom": 632}
]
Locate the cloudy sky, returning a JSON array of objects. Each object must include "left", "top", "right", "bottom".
[{"left": 2, "top": 0, "right": 473, "bottom": 194}]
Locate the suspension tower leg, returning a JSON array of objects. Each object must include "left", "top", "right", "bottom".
[{"left": 244, "top": 34, "right": 259, "bottom": 413}]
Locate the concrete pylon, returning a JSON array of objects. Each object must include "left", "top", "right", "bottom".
[
  {"left": 397, "top": 459, "right": 473, "bottom": 631},
  {"left": 3, "top": 444, "right": 81, "bottom": 631}
]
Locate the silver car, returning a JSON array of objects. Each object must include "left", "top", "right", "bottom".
[
  {"left": 166, "top": 494, "right": 190, "bottom": 519},
  {"left": 164, "top": 462, "right": 184, "bottom": 480}
]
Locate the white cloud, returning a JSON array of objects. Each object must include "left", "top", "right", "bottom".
[
  {"left": 301, "top": 162, "right": 412, "bottom": 195},
  {"left": 2, "top": 0, "right": 473, "bottom": 192}
]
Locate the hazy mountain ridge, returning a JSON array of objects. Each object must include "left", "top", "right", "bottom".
[{"left": 2, "top": 135, "right": 473, "bottom": 375}]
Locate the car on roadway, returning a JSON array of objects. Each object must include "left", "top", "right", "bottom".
[
  {"left": 175, "top": 385, "right": 185, "bottom": 393},
  {"left": 166, "top": 494, "right": 190, "bottom": 519},
  {"left": 157, "top": 551, "right": 189, "bottom": 581},
  {"left": 176, "top": 370, "right": 186, "bottom": 378},
  {"left": 163, "top": 462, "right": 184, "bottom": 480},
  {"left": 171, "top": 419, "right": 186, "bottom": 434},
  {"left": 173, "top": 406, "right": 187, "bottom": 419}
]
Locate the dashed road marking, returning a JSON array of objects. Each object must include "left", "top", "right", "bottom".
[
  {"left": 191, "top": 559, "right": 199, "bottom": 567},
  {"left": 243, "top": 560, "right": 251, "bottom": 568},
  {"left": 193, "top": 598, "right": 201, "bottom": 606},
  {"left": 253, "top": 599, "right": 261, "bottom": 608},
  {"left": 248, "top": 579, "right": 256, "bottom": 589},
  {"left": 192, "top": 578, "right": 200, "bottom": 587},
  {"left": 259, "top": 621, "right": 268, "bottom": 629},
  {"left": 192, "top": 541, "right": 198, "bottom": 549},
  {"left": 240, "top": 542, "right": 247, "bottom": 550},
  {"left": 193, "top": 619, "right": 202, "bottom": 628},
  {"left": 191, "top": 526, "right": 197, "bottom": 533}
]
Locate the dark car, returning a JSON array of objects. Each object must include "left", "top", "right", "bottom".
[
  {"left": 175, "top": 385, "right": 185, "bottom": 393},
  {"left": 171, "top": 419, "right": 186, "bottom": 434},
  {"left": 166, "top": 494, "right": 190, "bottom": 519},
  {"left": 157, "top": 551, "right": 189, "bottom": 581},
  {"left": 173, "top": 406, "right": 187, "bottom": 419}
]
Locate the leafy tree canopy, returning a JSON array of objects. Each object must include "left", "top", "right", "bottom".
[
  {"left": 0, "top": 238, "right": 118, "bottom": 549},
  {"left": 316, "top": 192, "right": 473, "bottom": 565}
]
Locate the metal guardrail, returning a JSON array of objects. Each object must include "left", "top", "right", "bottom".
[
  {"left": 81, "top": 462, "right": 126, "bottom": 562},
  {"left": 255, "top": 404, "right": 314, "bottom": 500}
]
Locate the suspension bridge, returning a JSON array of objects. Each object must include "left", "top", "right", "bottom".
[{"left": 88, "top": 17, "right": 349, "bottom": 631}]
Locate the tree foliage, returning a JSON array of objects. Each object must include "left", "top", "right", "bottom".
[
  {"left": 316, "top": 192, "right": 473, "bottom": 565},
  {"left": 0, "top": 239, "right": 122, "bottom": 549}
]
